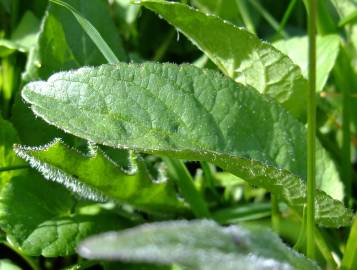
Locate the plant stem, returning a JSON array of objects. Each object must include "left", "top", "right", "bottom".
[
  {"left": 200, "top": 161, "right": 218, "bottom": 197},
  {"left": 309, "top": 0, "right": 354, "bottom": 208},
  {"left": 153, "top": 30, "right": 175, "bottom": 61},
  {"left": 164, "top": 158, "right": 210, "bottom": 218},
  {"left": 314, "top": 228, "right": 338, "bottom": 269},
  {"left": 271, "top": 194, "right": 279, "bottom": 232},
  {"left": 342, "top": 90, "right": 353, "bottom": 209},
  {"left": 0, "top": 165, "right": 28, "bottom": 172},
  {"left": 342, "top": 213, "right": 357, "bottom": 270},
  {"left": 277, "top": 0, "right": 298, "bottom": 35},
  {"left": 306, "top": 0, "right": 317, "bottom": 260},
  {"left": 235, "top": 0, "right": 255, "bottom": 34},
  {"left": 250, "top": 0, "right": 288, "bottom": 38}
]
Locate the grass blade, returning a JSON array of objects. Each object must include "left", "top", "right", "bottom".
[
  {"left": 277, "top": 0, "right": 298, "bottom": 35},
  {"left": 249, "top": 0, "right": 288, "bottom": 38},
  {"left": 0, "top": 165, "right": 28, "bottom": 173},
  {"left": 164, "top": 158, "right": 210, "bottom": 218},
  {"left": 341, "top": 214, "right": 357, "bottom": 270},
  {"left": 49, "top": 0, "right": 120, "bottom": 64},
  {"left": 235, "top": 0, "right": 255, "bottom": 34}
]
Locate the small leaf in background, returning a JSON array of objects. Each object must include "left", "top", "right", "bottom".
[
  {"left": 138, "top": 0, "right": 308, "bottom": 119},
  {"left": 78, "top": 220, "right": 319, "bottom": 270},
  {"left": 114, "top": 0, "right": 141, "bottom": 25},
  {"left": 50, "top": 0, "right": 121, "bottom": 65},
  {"left": 274, "top": 35, "right": 340, "bottom": 92},
  {"left": 23, "top": 0, "right": 127, "bottom": 81},
  {"left": 0, "top": 11, "right": 40, "bottom": 57},
  {"left": 21, "top": 63, "right": 352, "bottom": 227},
  {"left": 331, "top": 0, "right": 357, "bottom": 72},
  {"left": 14, "top": 139, "right": 186, "bottom": 215},
  {"left": 0, "top": 171, "right": 126, "bottom": 257}
]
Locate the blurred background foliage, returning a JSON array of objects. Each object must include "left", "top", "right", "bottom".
[{"left": 0, "top": 0, "right": 356, "bottom": 269}]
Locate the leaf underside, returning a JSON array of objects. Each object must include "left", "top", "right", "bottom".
[
  {"left": 78, "top": 220, "right": 319, "bottom": 270},
  {"left": 14, "top": 139, "right": 186, "bottom": 214}
]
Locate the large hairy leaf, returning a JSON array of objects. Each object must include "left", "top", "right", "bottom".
[
  {"left": 0, "top": 171, "right": 125, "bottom": 257},
  {"left": 14, "top": 139, "right": 186, "bottom": 214},
  {"left": 78, "top": 220, "right": 319, "bottom": 270},
  {"left": 138, "top": 0, "right": 307, "bottom": 119},
  {"left": 21, "top": 63, "right": 352, "bottom": 227}
]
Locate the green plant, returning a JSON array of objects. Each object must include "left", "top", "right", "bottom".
[{"left": 0, "top": 0, "right": 356, "bottom": 269}]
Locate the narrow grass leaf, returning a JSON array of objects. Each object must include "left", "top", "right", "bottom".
[
  {"left": 50, "top": 0, "right": 120, "bottom": 64},
  {"left": 341, "top": 214, "right": 357, "bottom": 270},
  {"left": 163, "top": 157, "right": 209, "bottom": 218}
]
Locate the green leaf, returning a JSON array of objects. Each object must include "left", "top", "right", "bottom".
[
  {"left": 339, "top": 9, "right": 357, "bottom": 27},
  {"left": 212, "top": 203, "right": 272, "bottom": 224},
  {"left": 0, "top": 259, "right": 22, "bottom": 270},
  {"left": 11, "top": 93, "right": 71, "bottom": 145},
  {"left": 21, "top": 62, "right": 352, "bottom": 227},
  {"left": 0, "top": 11, "right": 40, "bottom": 57},
  {"left": 274, "top": 35, "right": 340, "bottom": 92},
  {"left": 23, "top": 0, "right": 127, "bottom": 81},
  {"left": 341, "top": 214, "right": 357, "bottom": 270},
  {"left": 0, "top": 115, "right": 25, "bottom": 188},
  {"left": 331, "top": 0, "right": 357, "bottom": 72},
  {"left": 78, "top": 220, "right": 319, "bottom": 270},
  {"left": 14, "top": 139, "right": 186, "bottom": 214},
  {"left": 0, "top": 171, "right": 126, "bottom": 257},
  {"left": 138, "top": 0, "right": 308, "bottom": 119},
  {"left": 103, "top": 261, "right": 179, "bottom": 270},
  {"left": 114, "top": 0, "right": 141, "bottom": 25}
]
